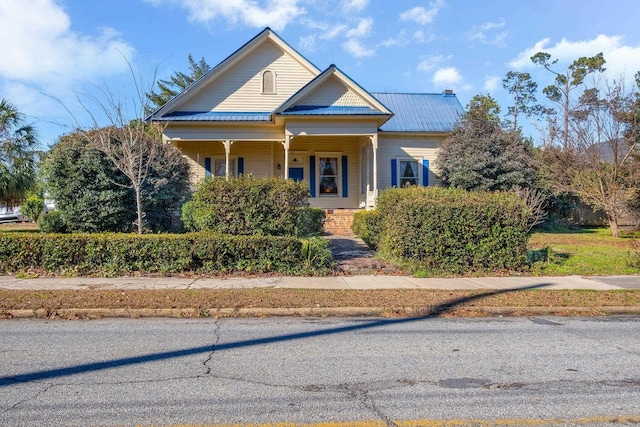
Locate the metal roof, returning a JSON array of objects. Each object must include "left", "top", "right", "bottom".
[
  {"left": 155, "top": 111, "right": 272, "bottom": 122},
  {"left": 279, "top": 105, "right": 388, "bottom": 116},
  {"left": 371, "top": 92, "right": 463, "bottom": 132}
]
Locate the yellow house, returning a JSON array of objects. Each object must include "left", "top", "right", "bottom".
[{"left": 148, "top": 28, "right": 463, "bottom": 220}]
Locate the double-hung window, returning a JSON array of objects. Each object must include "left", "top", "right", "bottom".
[
  {"left": 319, "top": 157, "right": 338, "bottom": 195},
  {"left": 399, "top": 159, "right": 419, "bottom": 187}
]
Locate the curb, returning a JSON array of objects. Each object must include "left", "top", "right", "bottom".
[{"left": 4, "top": 306, "right": 640, "bottom": 319}]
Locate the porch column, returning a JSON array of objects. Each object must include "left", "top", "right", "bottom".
[
  {"left": 282, "top": 136, "right": 291, "bottom": 180},
  {"left": 370, "top": 134, "right": 378, "bottom": 197},
  {"left": 223, "top": 140, "right": 234, "bottom": 180}
]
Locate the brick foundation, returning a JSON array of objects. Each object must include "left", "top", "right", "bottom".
[{"left": 323, "top": 209, "right": 361, "bottom": 236}]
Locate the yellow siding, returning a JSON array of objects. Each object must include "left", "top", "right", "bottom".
[
  {"left": 163, "top": 123, "right": 284, "bottom": 142},
  {"left": 178, "top": 40, "right": 316, "bottom": 113},
  {"left": 288, "top": 136, "right": 364, "bottom": 209},
  {"left": 377, "top": 134, "right": 445, "bottom": 190},
  {"left": 175, "top": 141, "right": 277, "bottom": 184},
  {"left": 286, "top": 119, "right": 378, "bottom": 136},
  {"left": 298, "top": 77, "right": 369, "bottom": 107}
]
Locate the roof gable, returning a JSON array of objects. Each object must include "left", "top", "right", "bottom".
[
  {"left": 150, "top": 28, "right": 321, "bottom": 119},
  {"left": 276, "top": 65, "right": 393, "bottom": 118}
]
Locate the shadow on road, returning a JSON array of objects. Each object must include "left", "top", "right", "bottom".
[{"left": 0, "top": 283, "right": 552, "bottom": 387}]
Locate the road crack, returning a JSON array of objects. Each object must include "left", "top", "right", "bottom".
[
  {"left": 202, "top": 317, "right": 221, "bottom": 376},
  {"left": 0, "top": 379, "right": 53, "bottom": 415},
  {"left": 338, "top": 382, "right": 401, "bottom": 427}
]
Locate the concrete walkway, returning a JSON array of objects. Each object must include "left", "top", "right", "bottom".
[{"left": 0, "top": 274, "right": 637, "bottom": 290}]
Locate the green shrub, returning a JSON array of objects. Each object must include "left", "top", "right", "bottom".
[
  {"left": 294, "top": 208, "right": 325, "bottom": 237},
  {"left": 20, "top": 194, "right": 44, "bottom": 222},
  {"left": 376, "top": 187, "right": 529, "bottom": 275},
  {"left": 181, "top": 176, "right": 318, "bottom": 237},
  {"left": 628, "top": 239, "right": 640, "bottom": 270},
  {"left": 0, "top": 233, "right": 334, "bottom": 276},
  {"left": 352, "top": 209, "right": 382, "bottom": 250},
  {"left": 37, "top": 211, "right": 67, "bottom": 233},
  {"left": 42, "top": 131, "right": 190, "bottom": 233}
]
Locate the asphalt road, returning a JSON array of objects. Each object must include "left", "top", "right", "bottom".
[{"left": 1, "top": 317, "right": 639, "bottom": 426}]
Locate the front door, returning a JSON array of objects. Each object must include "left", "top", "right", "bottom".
[{"left": 289, "top": 167, "right": 304, "bottom": 182}]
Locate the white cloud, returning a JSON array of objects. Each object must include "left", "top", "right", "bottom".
[
  {"left": 346, "top": 17, "right": 373, "bottom": 38},
  {"left": 399, "top": 0, "right": 445, "bottom": 25},
  {"left": 509, "top": 34, "right": 640, "bottom": 83},
  {"left": 146, "top": 0, "right": 306, "bottom": 31},
  {"left": 298, "top": 34, "right": 317, "bottom": 52},
  {"left": 483, "top": 76, "right": 501, "bottom": 92},
  {"left": 343, "top": 39, "right": 375, "bottom": 58},
  {"left": 413, "top": 30, "right": 435, "bottom": 43},
  {"left": 342, "top": 17, "right": 374, "bottom": 58},
  {"left": 469, "top": 18, "right": 508, "bottom": 47},
  {"left": 432, "top": 67, "right": 462, "bottom": 87},
  {"left": 322, "top": 24, "right": 348, "bottom": 40},
  {"left": 380, "top": 30, "right": 410, "bottom": 48},
  {"left": 342, "top": 0, "right": 369, "bottom": 13},
  {"left": 0, "top": 0, "right": 135, "bottom": 85},
  {"left": 417, "top": 54, "right": 452, "bottom": 72},
  {"left": 380, "top": 28, "right": 436, "bottom": 48}
]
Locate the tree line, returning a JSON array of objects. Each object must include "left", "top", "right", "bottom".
[{"left": 436, "top": 51, "right": 639, "bottom": 237}]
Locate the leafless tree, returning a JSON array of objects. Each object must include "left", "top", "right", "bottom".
[
  {"left": 54, "top": 57, "right": 166, "bottom": 234},
  {"left": 541, "top": 76, "right": 639, "bottom": 237},
  {"left": 514, "top": 186, "right": 548, "bottom": 232}
]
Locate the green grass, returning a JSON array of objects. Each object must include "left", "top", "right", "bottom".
[{"left": 528, "top": 227, "right": 640, "bottom": 276}]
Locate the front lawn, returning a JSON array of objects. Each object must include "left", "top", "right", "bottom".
[{"left": 528, "top": 227, "right": 640, "bottom": 276}]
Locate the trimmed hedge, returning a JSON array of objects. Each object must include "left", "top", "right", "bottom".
[
  {"left": 181, "top": 176, "right": 324, "bottom": 237},
  {"left": 352, "top": 209, "right": 382, "bottom": 250},
  {"left": 361, "top": 187, "right": 529, "bottom": 275},
  {"left": 0, "top": 233, "right": 334, "bottom": 276}
]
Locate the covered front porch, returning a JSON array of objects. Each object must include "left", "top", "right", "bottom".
[{"left": 172, "top": 131, "right": 381, "bottom": 210}]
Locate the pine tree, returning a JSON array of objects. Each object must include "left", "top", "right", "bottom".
[{"left": 146, "top": 55, "right": 210, "bottom": 114}]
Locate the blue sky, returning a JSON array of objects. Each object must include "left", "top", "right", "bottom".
[{"left": 1, "top": 0, "right": 640, "bottom": 146}]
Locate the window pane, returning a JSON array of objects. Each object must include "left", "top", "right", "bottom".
[
  {"left": 214, "top": 160, "right": 225, "bottom": 177},
  {"left": 320, "top": 157, "right": 337, "bottom": 176},
  {"left": 320, "top": 177, "right": 338, "bottom": 194},
  {"left": 263, "top": 70, "right": 274, "bottom": 94},
  {"left": 319, "top": 157, "right": 338, "bottom": 195},
  {"left": 400, "top": 160, "right": 418, "bottom": 187},
  {"left": 214, "top": 159, "right": 235, "bottom": 177}
]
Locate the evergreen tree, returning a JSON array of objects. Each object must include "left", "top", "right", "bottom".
[
  {"left": 0, "top": 99, "right": 39, "bottom": 207},
  {"left": 436, "top": 94, "right": 538, "bottom": 192},
  {"left": 146, "top": 54, "right": 210, "bottom": 114}
]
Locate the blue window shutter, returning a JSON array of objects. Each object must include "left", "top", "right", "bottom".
[
  {"left": 391, "top": 159, "right": 397, "bottom": 187},
  {"left": 238, "top": 157, "right": 244, "bottom": 175},
  {"left": 422, "top": 159, "right": 429, "bottom": 186},
  {"left": 204, "top": 157, "right": 211, "bottom": 177},
  {"left": 342, "top": 155, "right": 348, "bottom": 198},
  {"left": 309, "top": 156, "right": 316, "bottom": 197}
]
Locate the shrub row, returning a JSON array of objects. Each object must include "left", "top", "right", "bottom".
[
  {"left": 0, "top": 233, "right": 334, "bottom": 276},
  {"left": 354, "top": 187, "right": 530, "bottom": 275},
  {"left": 181, "top": 176, "right": 324, "bottom": 237}
]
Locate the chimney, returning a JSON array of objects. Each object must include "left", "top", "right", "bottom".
[{"left": 443, "top": 89, "right": 454, "bottom": 96}]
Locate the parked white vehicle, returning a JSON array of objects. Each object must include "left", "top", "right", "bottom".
[
  {"left": 0, "top": 205, "right": 27, "bottom": 223},
  {"left": 0, "top": 198, "right": 55, "bottom": 223}
]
